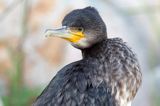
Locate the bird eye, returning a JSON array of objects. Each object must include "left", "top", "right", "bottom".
[
  {"left": 77, "top": 27, "right": 84, "bottom": 32},
  {"left": 68, "top": 27, "right": 84, "bottom": 33}
]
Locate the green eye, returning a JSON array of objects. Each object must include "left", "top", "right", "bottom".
[
  {"left": 77, "top": 27, "right": 84, "bottom": 32},
  {"left": 68, "top": 27, "right": 84, "bottom": 33}
]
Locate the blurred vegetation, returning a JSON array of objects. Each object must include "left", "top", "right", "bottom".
[
  {"left": 2, "top": 42, "right": 41, "bottom": 106},
  {"left": 1, "top": 0, "right": 41, "bottom": 106}
]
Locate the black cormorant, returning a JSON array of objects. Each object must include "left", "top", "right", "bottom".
[{"left": 34, "top": 7, "right": 142, "bottom": 106}]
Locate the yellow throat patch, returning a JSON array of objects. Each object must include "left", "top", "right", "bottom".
[{"left": 65, "top": 31, "right": 85, "bottom": 43}]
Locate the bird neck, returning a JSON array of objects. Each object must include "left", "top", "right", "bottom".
[{"left": 82, "top": 38, "right": 107, "bottom": 59}]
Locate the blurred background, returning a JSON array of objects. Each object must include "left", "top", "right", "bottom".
[{"left": 0, "top": 0, "right": 160, "bottom": 106}]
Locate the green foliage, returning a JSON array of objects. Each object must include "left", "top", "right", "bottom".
[
  {"left": 152, "top": 88, "right": 160, "bottom": 106},
  {"left": 2, "top": 86, "right": 40, "bottom": 106},
  {"left": 1, "top": 1, "right": 42, "bottom": 106},
  {"left": 2, "top": 49, "right": 41, "bottom": 106}
]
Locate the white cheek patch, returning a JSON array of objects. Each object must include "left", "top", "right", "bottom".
[{"left": 74, "top": 38, "right": 90, "bottom": 48}]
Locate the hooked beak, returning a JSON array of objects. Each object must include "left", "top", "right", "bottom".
[{"left": 45, "top": 26, "right": 85, "bottom": 43}]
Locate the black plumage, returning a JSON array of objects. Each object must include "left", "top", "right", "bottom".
[{"left": 34, "top": 7, "right": 142, "bottom": 106}]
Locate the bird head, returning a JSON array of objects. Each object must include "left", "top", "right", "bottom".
[{"left": 45, "top": 6, "right": 107, "bottom": 49}]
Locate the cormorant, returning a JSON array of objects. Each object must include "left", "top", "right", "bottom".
[{"left": 34, "top": 7, "right": 142, "bottom": 106}]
